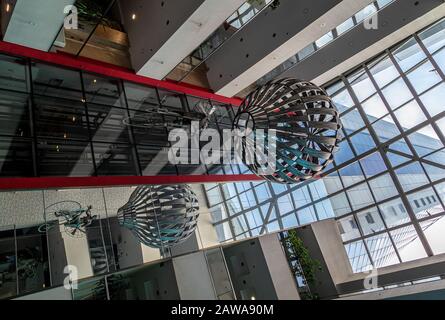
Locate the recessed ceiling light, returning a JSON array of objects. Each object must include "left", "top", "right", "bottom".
[
  {"left": 132, "top": 13, "right": 136, "bottom": 20},
  {"left": 6, "top": 4, "right": 10, "bottom": 12}
]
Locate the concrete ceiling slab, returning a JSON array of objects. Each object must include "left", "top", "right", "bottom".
[
  {"left": 119, "top": 0, "right": 245, "bottom": 80},
  {"left": 308, "top": 1, "right": 445, "bottom": 86},
  {"left": 204, "top": 0, "right": 375, "bottom": 97},
  {"left": 3, "top": 0, "right": 75, "bottom": 51}
]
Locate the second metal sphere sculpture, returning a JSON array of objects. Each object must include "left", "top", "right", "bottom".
[
  {"left": 117, "top": 185, "right": 199, "bottom": 249},
  {"left": 233, "top": 78, "right": 341, "bottom": 184}
]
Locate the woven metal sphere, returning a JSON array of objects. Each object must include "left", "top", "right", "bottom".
[
  {"left": 233, "top": 78, "right": 341, "bottom": 184},
  {"left": 117, "top": 185, "right": 199, "bottom": 249}
]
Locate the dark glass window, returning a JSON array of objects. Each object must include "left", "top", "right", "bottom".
[
  {"left": 31, "top": 62, "right": 82, "bottom": 101},
  {"left": 123, "top": 81, "right": 159, "bottom": 111},
  {"left": 34, "top": 96, "right": 89, "bottom": 141},
  {"left": 0, "top": 137, "right": 34, "bottom": 177},
  {"left": 87, "top": 104, "right": 132, "bottom": 144},
  {"left": 93, "top": 142, "right": 138, "bottom": 176},
  {"left": 158, "top": 89, "right": 186, "bottom": 110},
  {"left": 83, "top": 73, "right": 124, "bottom": 107},
  {"left": 0, "top": 90, "right": 31, "bottom": 137},
  {"left": 0, "top": 54, "right": 28, "bottom": 93},
  {"left": 37, "top": 139, "right": 94, "bottom": 176}
]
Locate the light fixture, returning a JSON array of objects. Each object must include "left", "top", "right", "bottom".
[
  {"left": 6, "top": 4, "right": 10, "bottom": 13},
  {"left": 132, "top": 13, "right": 136, "bottom": 20}
]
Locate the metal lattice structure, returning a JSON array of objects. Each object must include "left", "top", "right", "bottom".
[
  {"left": 233, "top": 78, "right": 341, "bottom": 184},
  {"left": 117, "top": 185, "right": 199, "bottom": 249}
]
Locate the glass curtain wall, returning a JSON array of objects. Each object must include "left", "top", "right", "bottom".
[
  {"left": 0, "top": 53, "right": 240, "bottom": 178},
  {"left": 206, "top": 18, "right": 445, "bottom": 273}
]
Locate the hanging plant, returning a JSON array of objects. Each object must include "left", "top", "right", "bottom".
[{"left": 285, "top": 230, "right": 322, "bottom": 300}]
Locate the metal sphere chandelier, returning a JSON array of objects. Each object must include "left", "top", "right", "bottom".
[
  {"left": 233, "top": 78, "right": 341, "bottom": 184},
  {"left": 117, "top": 185, "right": 199, "bottom": 249}
]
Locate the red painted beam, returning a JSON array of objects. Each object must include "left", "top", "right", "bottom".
[
  {"left": 0, "top": 41, "right": 243, "bottom": 107},
  {"left": 0, "top": 175, "right": 262, "bottom": 191}
]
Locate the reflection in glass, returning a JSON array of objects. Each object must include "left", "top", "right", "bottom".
[
  {"left": 0, "top": 54, "right": 28, "bottom": 93},
  {"left": 32, "top": 63, "right": 82, "bottom": 101},
  {"left": 407, "top": 187, "right": 444, "bottom": 219},
  {"left": 379, "top": 198, "right": 411, "bottom": 228},
  {"left": 420, "top": 215, "right": 445, "bottom": 255},
  {"left": 344, "top": 240, "right": 372, "bottom": 273},
  {"left": 390, "top": 225, "right": 427, "bottom": 262},
  {"left": 0, "top": 90, "right": 31, "bottom": 137},
  {"left": 365, "top": 232, "right": 400, "bottom": 268}
]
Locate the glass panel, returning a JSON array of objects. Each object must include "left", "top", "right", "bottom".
[
  {"left": 339, "top": 162, "right": 364, "bottom": 188},
  {"left": 349, "top": 70, "right": 376, "bottom": 102},
  {"left": 347, "top": 183, "right": 374, "bottom": 211},
  {"left": 420, "top": 83, "right": 445, "bottom": 117},
  {"left": 334, "top": 140, "right": 355, "bottom": 165},
  {"left": 336, "top": 18, "right": 354, "bottom": 36},
  {"left": 32, "top": 63, "right": 82, "bottom": 101},
  {"left": 365, "top": 233, "right": 400, "bottom": 268},
  {"left": 158, "top": 89, "right": 186, "bottom": 110},
  {"left": 396, "top": 162, "right": 429, "bottom": 192},
  {"left": 291, "top": 187, "right": 312, "bottom": 208},
  {"left": 311, "top": 201, "right": 332, "bottom": 222},
  {"left": 0, "top": 137, "right": 34, "bottom": 177},
  {"left": 357, "top": 207, "right": 385, "bottom": 236},
  {"left": 94, "top": 143, "right": 137, "bottom": 176},
  {"left": 340, "top": 108, "right": 365, "bottom": 135},
  {"left": 368, "top": 56, "right": 399, "bottom": 88},
  {"left": 83, "top": 74, "right": 123, "bottom": 107},
  {"left": 331, "top": 89, "right": 355, "bottom": 113},
  {"left": 37, "top": 139, "right": 94, "bottom": 176},
  {"left": 0, "top": 90, "right": 31, "bottom": 137},
  {"left": 344, "top": 240, "right": 373, "bottom": 273},
  {"left": 379, "top": 198, "right": 411, "bottom": 228},
  {"left": 361, "top": 94, "right": 388, "bottom": 122},
  {"left": 207, "top": 187, "right": 222, "bottom": 206},
  {"left": 350, "top": 129, "right": 376, "bottom": 155},
  {"left": 381, "top": 78, "right": 413, "bottom": 110},
  {"left": 360, "top": 152, "right": 386, "bottom": 178},
  {"left": 329, "top": 192, "right": 352, "bottom": 217},
  {"left": 419, "top": 18, "right": 445, "bottom": 54},
  {"left": 297, "top": 206, "right": 317, "bottom": 225},
  {"left": 0, "top": 54, "right": 27, "bottom": 92},
  {"left": 390, "top": 225, "right": 428, "bottom": 262},
  {"left": 87, "top": 104, "right": 132, "bottom": 144},
  {"left": 34, "top": 96, "right": 89, "bottom": 141},
  {"left": 407, "top": 125, "right": 443, "bottom": 157},
  {"left": 277, "top": 194, "right": 294, "bottom": 215},
  {"left": 433, "top": 48, "right": 445, "bottom": 73},
  {"left": 123, "top": 82, "right": 159, "bottom": 111},
  {"left": 392, "top": 38, "right": 427, "bottom": 72},
  {"left": 420, "top": 215, "right": 445, "bottom": 255},
  {"left": 338, "top": 215, "right": 360, "bottom": 242},
  {"left": 393, "top": 100, "right": 427, "bottom": 131},
  {"left": 369, "top": 174, "right": 399, "bottom": 202},
  {"left": 407, "top": 61, "right": 441, "bottom": 94},
  {"left": 15, "top": 226, "right": 50, "bottom": 295},
  {"left": 282, "top": 214, "right": 298, "bottom": 229},
  {"left": 372, "top": 115, "right": 401, "bottom": 143},
  {"left": 407, "top": 187, "right": 444, "bottom": 219}
]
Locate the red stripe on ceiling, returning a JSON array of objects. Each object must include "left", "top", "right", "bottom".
[
  {"left": 0, "top": 175, "right": 262, "bottom": 191},
  {"left": 0, "top": 41, "right": 243, "bottom": 106}
]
